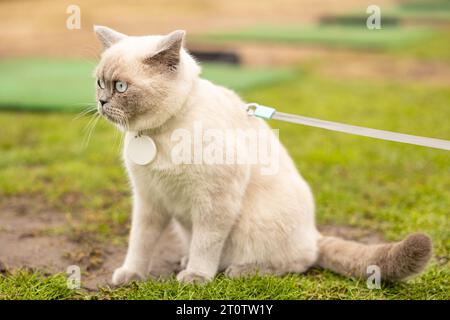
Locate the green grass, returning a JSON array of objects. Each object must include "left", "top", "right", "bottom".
[
  {"left": 0, "top": 58, "right": 295, "bottom": 112},
  {"left": 0, "top": 58, "right": 96, "bottom": 112},
  {"left": 388, "top": 0, "right": 450, "bottom": 20},
  {"left": 2, "top": 268, "right": 449, "bottom": 300},
  {"left": 85, "top": 269, "right": 450, "bottom": 299},
  {"left": 0, "top": 68, "right": 449, "bottom": 299},
  {"left": 0, "top": 270, "right": 75, "bottom": 300},
  {"left": 201, "top": 63, "right": 295, "bottom": 91},
  {"left": 198, "top": 25, "right": 434, "bottom": 49},
  {"left": 322, "top": 1, "right": 450, "bottom": 26},
  {"left": 389, "top": 30, "right": 450, "bottom": 62},
  {"left": 399, "top": 0, "right": 450, "bottom": 11}
]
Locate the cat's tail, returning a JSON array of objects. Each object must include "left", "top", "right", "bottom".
[{"left": 316, "top": 233, "right": 432, "bottom": 281}]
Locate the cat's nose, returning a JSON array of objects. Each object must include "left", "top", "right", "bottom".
[{"left": 99, "top": 99, "right": 107, "bottom": 107}]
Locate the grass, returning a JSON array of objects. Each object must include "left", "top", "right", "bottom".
[
  {"left": 0, "top": 65, "right": 449, "bottom": 299},
  {"left": 388, "top": 0, "right": 450, "bottom": 20},
  {"left": 0, "top": 58, "right": 295, "bottom": 112},
  {"left": 92, "top": 268, "right": 449, "bottom": 299},
  {"left": 389, "top": 29, "right": 450, "bottom": 62},
  {"left": 198, "top": 25, "right": 434, "bottom": 49},
  {"left": 0, "top": 270, "right": 74, "bottom": 300},
  {"left": 321, "top": 1, "right": 450, "bottom": 26},
  {"left": 2, "top": 268, "right": 449, "bottom": 300}
]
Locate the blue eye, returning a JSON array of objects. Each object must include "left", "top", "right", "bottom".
[
  {"left": 97, "top": 79, "right": 105, "bottom": 89},
  {"left": 115, "top": 81, "right": 128, "bottom": 93}
]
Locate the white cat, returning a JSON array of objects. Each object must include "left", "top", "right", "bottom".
[{"left": 93, "top": 26, "right": 432, "bottom": 286}]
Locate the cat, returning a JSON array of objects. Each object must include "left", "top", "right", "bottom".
[{"left": 93, "top": 25, "right": 432, "bottom": 286}]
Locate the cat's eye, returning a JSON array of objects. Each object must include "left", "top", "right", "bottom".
[
  {"left": 115, "top": 81, "right": 128, "bottom": 93},
  {"left": 97, "top": 79, "right": 105, "bottom": 89}
]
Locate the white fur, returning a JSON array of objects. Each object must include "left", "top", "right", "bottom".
[{"left": 95, "top": 28, "right": 320, "bottom": 285}]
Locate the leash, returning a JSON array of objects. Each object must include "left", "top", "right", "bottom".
[{"left": 245, "top": 103, "right": 450, "bottom": 151}]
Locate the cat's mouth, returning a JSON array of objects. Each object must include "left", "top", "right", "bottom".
[
  {"left": 103, "top": 112, "right": 119, "bottom": 123},
  {"left": 99, "top": 105, "right": 128, "bottom": 127}
]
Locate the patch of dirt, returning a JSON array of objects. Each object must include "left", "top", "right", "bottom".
[
  {"left": 0, "top": 196, "right": 184, "bottom": 290},
  {"left": 0, "top": 205, "right": 76, "bottom": 270},
  {"left": 0, "top": 194, "right": 54, "bottom": 217}
]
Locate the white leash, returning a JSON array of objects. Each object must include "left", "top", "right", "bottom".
[{"left": 246, "top": 103, "right": 450, "bottom": 151}]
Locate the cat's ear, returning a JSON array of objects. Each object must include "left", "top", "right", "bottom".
[
  {"left": 144, "top": 30, "right": 186, "bottom": 70},
  {"left": 93, "top": 25, "right": 127, "bottom": 50}
]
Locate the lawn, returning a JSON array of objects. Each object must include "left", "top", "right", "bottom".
[
  {"left": 389, "top": 29, "right": 450, "bottom": 62},
  {"left": 388, "top": 0, "right": 450, "bottom": 20},
  {"left": 319, "top": 0, "right": 450, "bottom": 27},
  {"left": 198, "top": 25, "right": 434, "bottom": 49},
  {"left": 0, "top": 62, "right": 449, "bottom": 299},
  {"left": 0, "top": 59, "right": 295, "bottom": 112}
]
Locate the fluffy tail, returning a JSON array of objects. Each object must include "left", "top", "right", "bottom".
[{"left": 316, "top": 233, "right": 432, "bottom": 281}]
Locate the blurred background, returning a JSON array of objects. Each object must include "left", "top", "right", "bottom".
[
  {"left": 0, "top": 0, "right": 449, "bottom": 298},
  {"left": 1, "top": 0, "right": 449, "bottom": 110}
]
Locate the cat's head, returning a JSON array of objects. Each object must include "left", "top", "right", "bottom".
[{"left": 93, "top": 26, "right": 200, "bottom": 132}]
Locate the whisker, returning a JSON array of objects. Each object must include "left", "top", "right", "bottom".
[
  {"left": 83, "top": 112, "right": 101, "bottom": 148},
  {"left": 82, "top": 111, "right": 99, "bottom": 134},
  {"left": 113, "top": 119, "right": 121, "bottom": 152},
  {"left": 82, "top": 112, "right": 99, "bottom": 145},
  {"left": 123, "top": 117, "right": 129, "bottom": 148},
  {"left": 114, "top": 116, "right": 129, "bottom": 154},
  {"left": 71, "top": 101, "right": 98, "bottom": 106},
  {"left": 81, "top": 114, "right": 96, "bottom": 147},
  {"left": 73, "top": 105, "right": 98, "bottom": 121}
]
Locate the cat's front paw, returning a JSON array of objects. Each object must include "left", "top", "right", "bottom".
[
  {"left": 176, "top": 269, "right": 211, "bottom": 284},
  {"left": 111, "top": 267, "right": 144, "bottom": 287}
]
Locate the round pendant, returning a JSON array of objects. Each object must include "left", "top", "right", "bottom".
[{"left": 127, "top": 135, "right": 157, "bottom": 165}]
